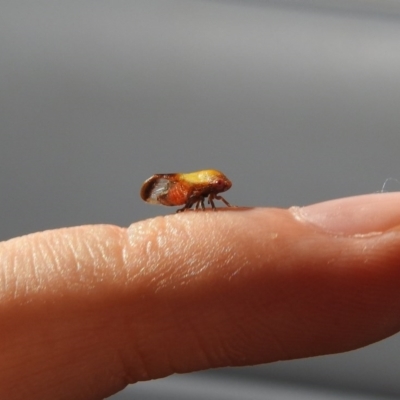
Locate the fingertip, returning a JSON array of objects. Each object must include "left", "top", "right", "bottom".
[{"left": 292, "top": 192, "right": 400, "bottom": 235}]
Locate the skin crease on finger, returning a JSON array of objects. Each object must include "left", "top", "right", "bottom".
[{"left": 1, "top": 203, "right": 400, "bottom": 399}]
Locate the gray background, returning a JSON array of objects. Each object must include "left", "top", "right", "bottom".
[{"left": 1, "top": 1, "right": 400, "bottom": 398}]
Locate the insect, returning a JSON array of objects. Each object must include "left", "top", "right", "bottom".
[{"left": 140, "top": 169, "right": 233, "bottom": 213}]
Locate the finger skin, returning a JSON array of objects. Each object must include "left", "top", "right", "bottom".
[{"left": 1, "top": 200, "right": 400, "bottom": 399}]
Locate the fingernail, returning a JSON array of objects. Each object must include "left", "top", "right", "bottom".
[{"left": 290, "top": 193, "right": 400, "bottom": 235}]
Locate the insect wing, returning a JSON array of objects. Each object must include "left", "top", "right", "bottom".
[{"left": 144, "top": 177, "right": 171, "bottom": 204}]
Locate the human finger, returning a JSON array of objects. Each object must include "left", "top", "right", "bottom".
[{"left": 1, "top": 193, "right": 400, "bottom": 399}]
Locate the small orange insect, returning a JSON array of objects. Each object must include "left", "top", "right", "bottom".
[{"left": 140, "top": 169, "right": 233, "bottom": 213}]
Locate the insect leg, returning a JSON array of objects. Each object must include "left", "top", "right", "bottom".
[
  {"left": 214, "top": 195, "right": 232, "bottom": 207},
  {"left": 177, "top": 198, "right": 196, "bottom": 213},
  {"left": 208, "top": 194, "right": 216, "bottom": 210},
  {"left": 177, "top": 203, "right": 191, "bottom": 213}
]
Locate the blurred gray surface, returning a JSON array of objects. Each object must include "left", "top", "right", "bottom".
[
  {"left": 111, "top": 373, "right": 400, "bottom": 400},
  {"left": 1, "top": 1, "right": 400, "bottom": 399}
]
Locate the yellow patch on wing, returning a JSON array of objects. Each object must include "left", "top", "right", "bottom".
[{"left": 181, "top": 169, "right": 220, "bottom": 184}]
